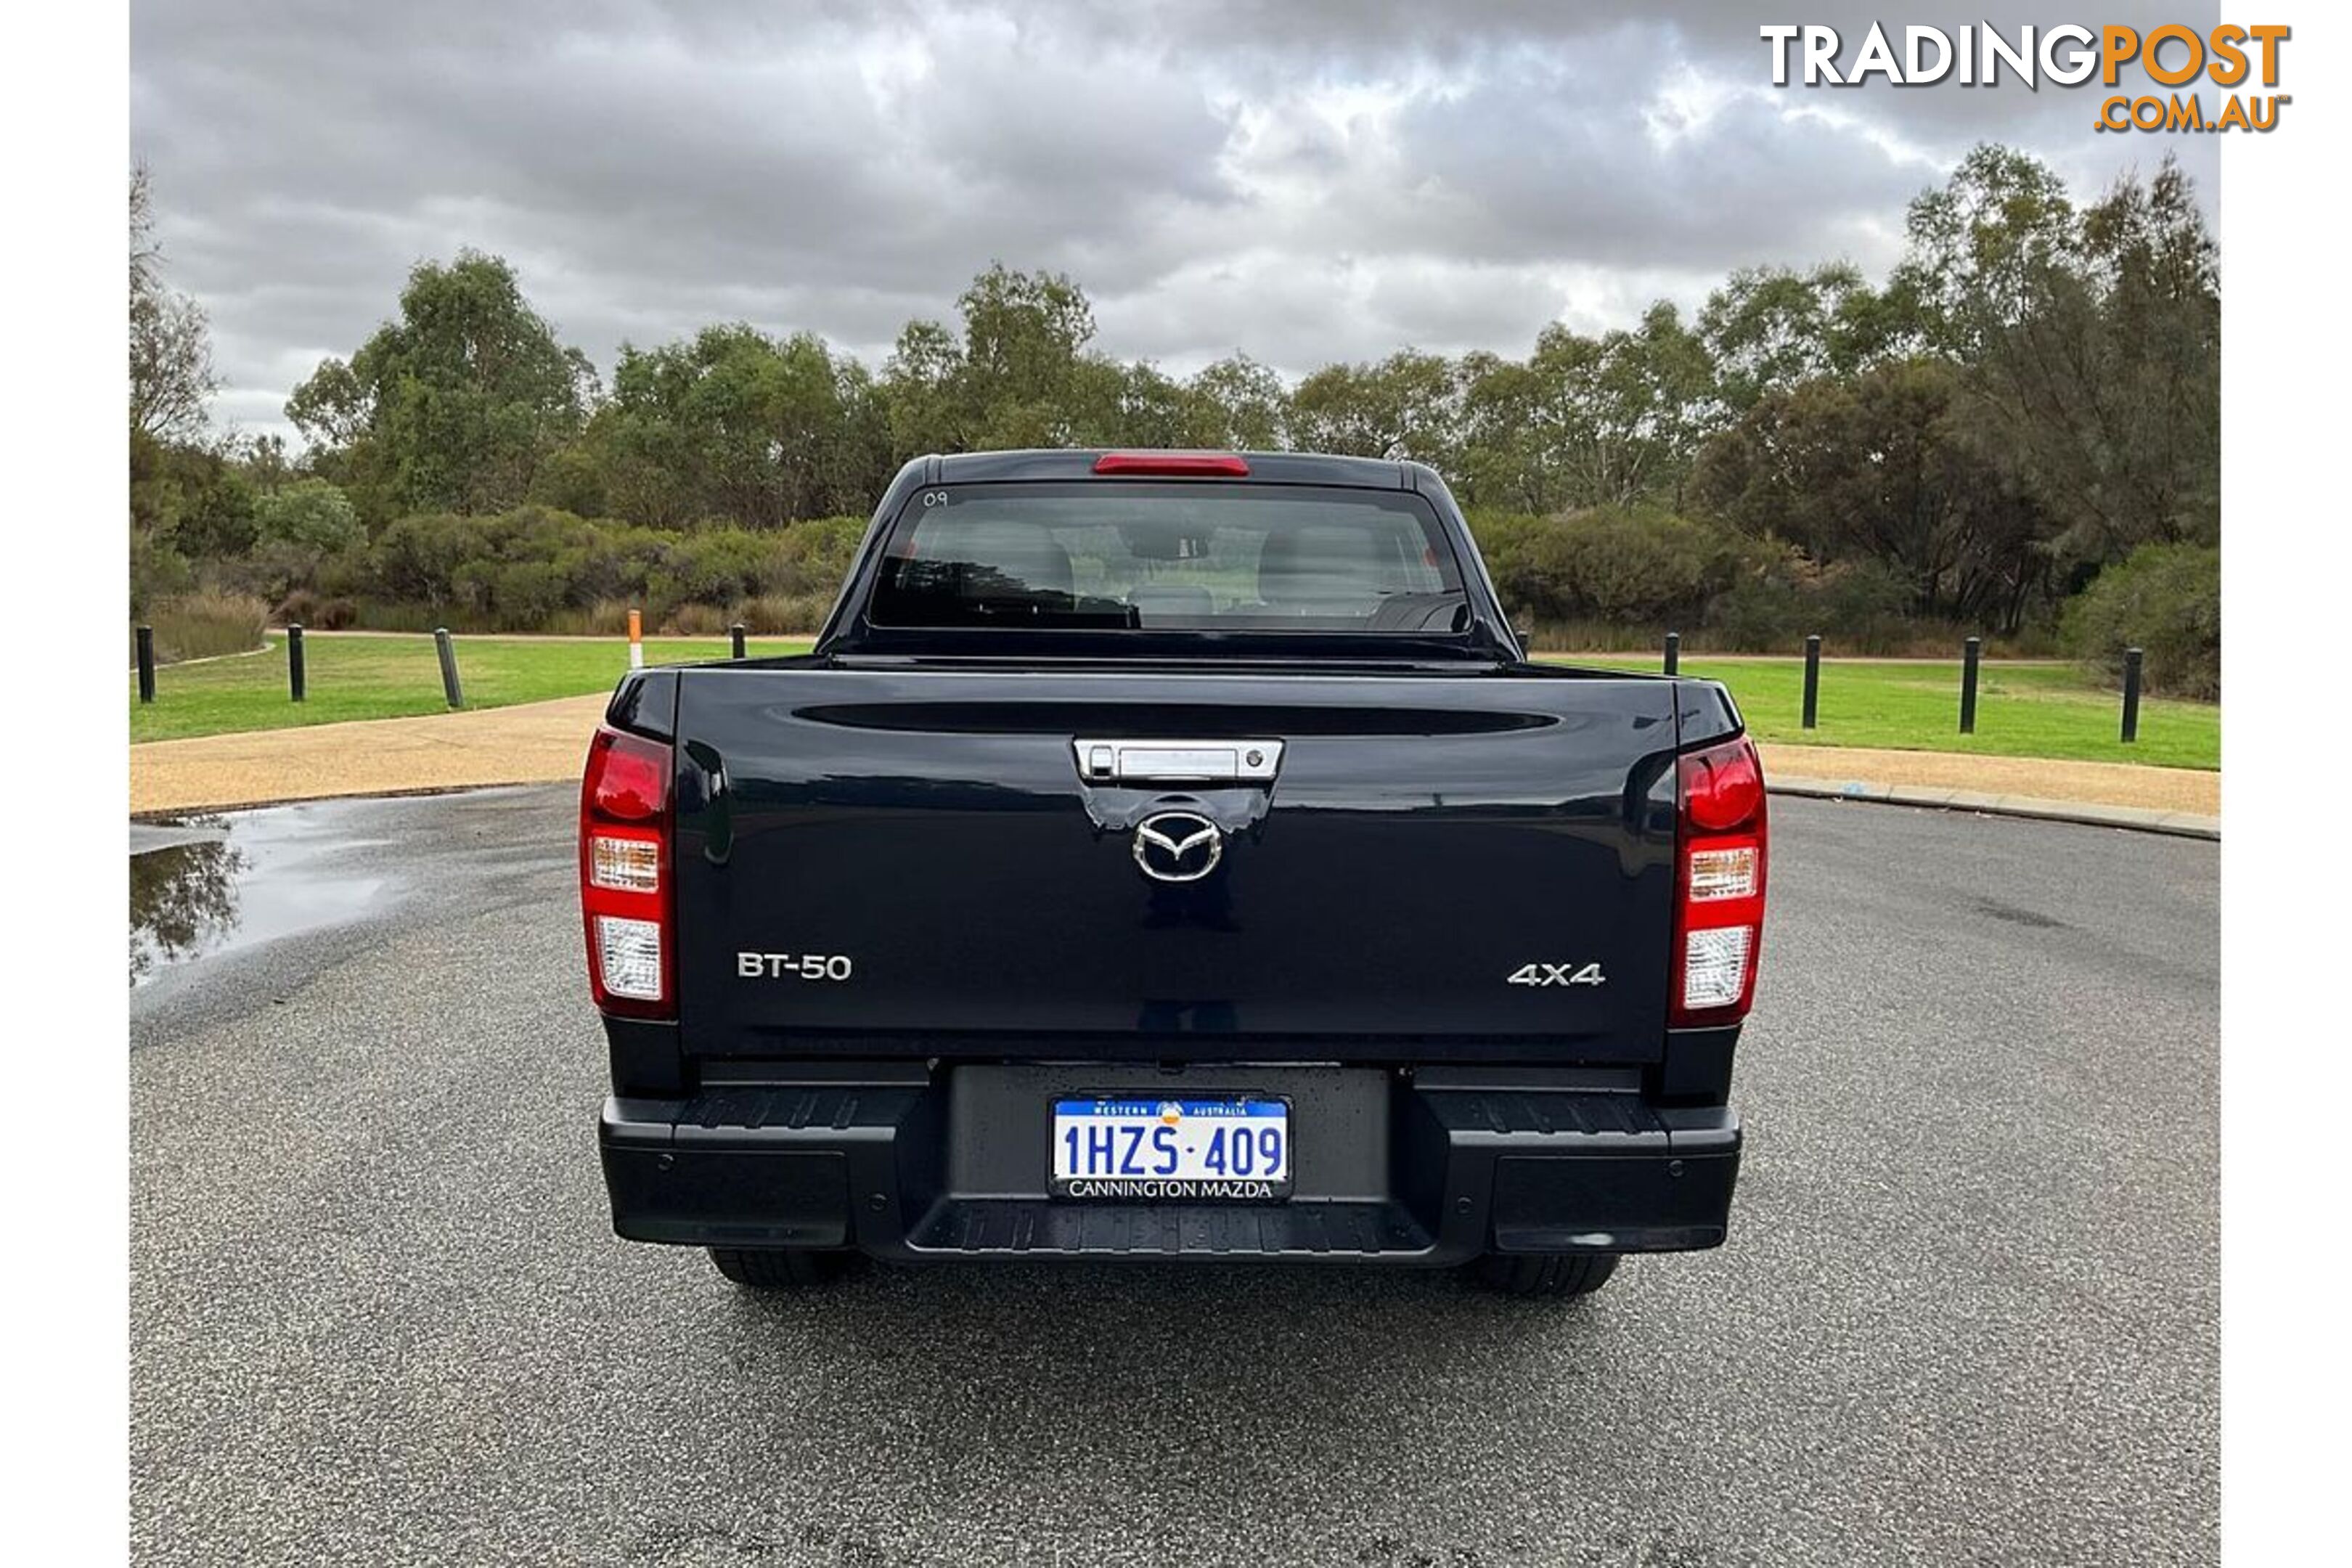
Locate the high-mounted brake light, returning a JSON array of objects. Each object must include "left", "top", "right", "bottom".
[
  {"left": 1092, "top": 452, "right": 1251, "bottom": 476},
  {"left": 1670, "top": 735, "right": 1768, "bottom": 1026},
  {"left": 580, "top": 726, "right": 674, "bottom": 1018}
]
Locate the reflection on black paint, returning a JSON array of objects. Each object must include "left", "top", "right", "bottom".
[
  {"left": 1140, "top": 878, "right": 1240, "bottom": 934},
  {"left": 131, "top": 823, "right": 244, "bottom": 984}
]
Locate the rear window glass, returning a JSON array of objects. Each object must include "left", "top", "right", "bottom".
[{"left": 867, "top": 483, "right": 1467, "bottom": 632}]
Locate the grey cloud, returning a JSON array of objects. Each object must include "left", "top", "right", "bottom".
[
  {"left": 131, "top": 0, "right": 2231, "bottom": 442},
  {"left": 1094, "top": 253, "right": 1582, "bottom": 377},
  {"left": 1029, "top": 0, "right": 2224, "bottom": 200},
  {"left": 1381, "top": 43, "right": 1930, "bottom": 271}
]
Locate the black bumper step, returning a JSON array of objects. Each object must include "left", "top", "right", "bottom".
[
  {"left": 906, "top": 1198, "right": 1432, "bottom": 1257},
  {"left": 606, "top": 1085, "right": 923, "bottom": 1146},
  {"left": 600, "top": 1076, "right": 1739, "bottom": 1262}
]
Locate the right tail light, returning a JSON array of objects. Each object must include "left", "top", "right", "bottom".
[{"left": 1670, "top": 735, "right": 1768, "bottom": 1026}]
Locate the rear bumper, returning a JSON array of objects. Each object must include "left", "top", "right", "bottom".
[{"left": 599, "top": 1066, "right": 1739, "bottom": 1265}]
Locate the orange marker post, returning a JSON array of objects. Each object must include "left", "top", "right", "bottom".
[{"left": 628, "top": 608, "right": 644, "bottom": 669}]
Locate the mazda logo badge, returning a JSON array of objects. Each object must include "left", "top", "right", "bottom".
[{"left": 1132, "top": 810, "right": 1223, "bottom": 883}]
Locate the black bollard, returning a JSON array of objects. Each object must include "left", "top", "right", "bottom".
[
  {"left": 1663, "top": 630, "right": 1680, "bottom": 674},
  {"left": 287, "top": 624, "right": 306, "bottom": 703},
  {"left": 136, "top": 625, "right": 156, "bottom": 704},
  {"left": 1802, "top": 635, "right": 1821, "bottom": 730},
  {"left": 435, "top": 627, "right": 465, "bottom": 709},
  {"left": 2121, "top": 647, "right": 2143, "bottom": 743},
  {"left": 1960, "top": 636, "right": 1981, "bottom": 735},
  {"left": 731, "top": 622, "right": 748, "bottom": 661}
]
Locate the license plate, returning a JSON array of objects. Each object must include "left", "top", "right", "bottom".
[{"left": 1050, "top": 1096, "right": 1291, "bottom": 1200}]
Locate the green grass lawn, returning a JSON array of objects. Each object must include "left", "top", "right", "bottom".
[
  {"left": 1565, "top": 655, "right": 2218, "bottom": 770},
  {"left": 130, "top": 634, "right": 814, "bottom": 743},
  {"left": 132, "top": 634, "right": 2218, "bottom": 770}
]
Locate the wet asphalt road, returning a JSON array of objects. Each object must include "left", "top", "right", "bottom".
[{"left": 129, "top": 787, "right": 2218, "bottom": 1567}]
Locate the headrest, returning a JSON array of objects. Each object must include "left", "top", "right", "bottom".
[
  {"left": 1257, "top": 524, "right": 1387, "bottom": 605},
  {"left": 947, "top": 520, "right": 1072, "bottom": 598}
]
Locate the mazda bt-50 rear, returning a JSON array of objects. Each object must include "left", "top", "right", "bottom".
[{"left": 587, "top": 450, "right": 1764, "bottom": 1298}]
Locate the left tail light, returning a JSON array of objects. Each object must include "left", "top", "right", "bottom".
[
  {"left": 1670, "top": 735, "right": 1768, "bottom": 1027},
  {"left": 580, "top": 725, "right": 674, "bottom": 1018}
]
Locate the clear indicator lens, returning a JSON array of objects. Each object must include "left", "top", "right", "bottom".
[
  {"left": 590, "top": 836, "right": 661, "bottom": 892},
  {"left": 1688, "top": 846, "right": 1757, "bottom": 902},
  {"left": 595, "top": 915, "right": 663, "bottom": 1000},
  {"left": 1682, "top": 926, "right": 1753, "bottom": 1010}
]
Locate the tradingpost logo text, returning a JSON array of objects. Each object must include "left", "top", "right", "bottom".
[{"left": 1760, "top": 22, "right": 2292, "bottom": 132}]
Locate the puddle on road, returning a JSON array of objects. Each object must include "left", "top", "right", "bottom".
[{"left": 130, "top": 804, "right": 398, "bottom": 986}]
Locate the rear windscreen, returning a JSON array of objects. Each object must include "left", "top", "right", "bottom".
[{"left": 867, "top": 482, "right": 1469, "bottom": 632}]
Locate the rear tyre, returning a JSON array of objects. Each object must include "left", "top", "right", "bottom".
[
  {"left": 707, "top": 1247, "right": 859, "bottom": 1289},
  {"left": 1470, "top": 1251, "right": 1621, "bottom": 1299}
]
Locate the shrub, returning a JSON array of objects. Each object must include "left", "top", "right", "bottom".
[
  {"left": 254, "top": 478, "right": 362, "bottom": 555},
  {"left": 1550, "top": 510, "right": 1722, "bottom": 623},
  {"left": 142, "top": 589, "right": 269, "bottom": 663},
  {"left": 1703, "top": 573, "right": 1810, "bottom": 652},
  {"left": 1999, "top": 622, "right": 2067, "bottom": 659},
  {"left": 541, "top": 599, "right": 639, "bottom": 637},
  {"left": 764, "top": 516, "right": 868, "bottom": 596},
  {"left": 174, "top": 468, "right": 259, "bottom": 560},
  {"left": 271, "top": 589, "right": 359, "bottom": 630},
  {"left": 369, "top": 512, "right": 486, "bottom": 609},
  {"left": 342, "top": 599, "right": 441, "bottom": 634},
  {"left": 2062, "top": 542, "right": 2220, "bottom": 699},
  {"left": 1464, "top": 511, "right": 1554, "bottom": 624},
  {"left": 369, "top": 507, "right": 622, "bottom": 628},
  {"left": 739, "top": 592, "right": 836, "bottom": 634},
  {"left": 130, "top": 531, "right": 194, "bottom": 618},
  {"left": 206, "top": 537, "right": 359, "bottom": 608},
  {"left": 1810, "top": 560, "right": 1915, "bottom": 655},
  {"left": 488, "top": 560, "right": 574, "bottom": 627},
  {"left": 343, "top": 507, "right": 870, "bottom": 632},
  {"left": 1473, "top": 506, "right": 1769, "bottom": 631},
  {"left": 648, "top": 528, "right": 773, "bottom": 616},
  {"left": 661, "top": 601, "right": 732, "bottom": 636},
  {"left": 311, "top": 546, "right": 372, "bottom": 600}
]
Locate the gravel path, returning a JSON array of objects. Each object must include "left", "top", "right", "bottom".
[
  {"left": 1758, "top": 745, "right": 2218, "bottom": 816},
  {"left": 131, "top": 695, "right": 609, "bottom": 815}
]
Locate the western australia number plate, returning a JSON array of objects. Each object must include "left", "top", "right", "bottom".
[{"left": 1050, "top": 1097, "right": 1291, "bottom": 1200}]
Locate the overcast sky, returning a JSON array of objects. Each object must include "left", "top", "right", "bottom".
[{"left": 131, "top": 0, "right": 2221, "bottom": 441}]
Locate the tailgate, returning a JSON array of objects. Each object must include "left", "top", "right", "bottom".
[{"left": 670, "top": 666, "right": 1683, "bottom": 1063}]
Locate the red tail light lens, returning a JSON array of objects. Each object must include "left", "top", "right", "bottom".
[
  {"left": 588, "top": 733, "right": 666, "bottom": 822},
  {"left": 1670, "top": 736, "right": 1768, "bottom": 1026},
  {"left": 580, "top": 726, "right": 674, "bottom": 1018},
  {"left": 1092, "top": 452, "right": 1251, "bottom": 476},
  {"left": 1683, "top": 741, "right": 1765, "bottom": 832}
]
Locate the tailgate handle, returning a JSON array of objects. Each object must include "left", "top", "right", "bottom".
[{"left": 1074, "top": 738, "right": 1284, "bottom": 785}]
